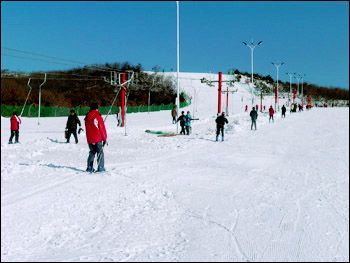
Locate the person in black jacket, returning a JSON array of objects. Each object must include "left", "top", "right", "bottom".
[
  {"left": 215, "top": 112, "right": 228, "bottom": 141},
  {"left": 176, "top": 111, "right": 186, "bottom": 135},
  {"left": 250, "top": 107, "right": 258, "bottom": 130},
  {"left": 66, "top": 109, "right": 81, "bottom": 143},
  {"left": 281, "top": 105, "right": 286, "bottom": 118}
]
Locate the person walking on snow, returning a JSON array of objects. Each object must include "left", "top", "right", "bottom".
[
  {"left": 8, "top": 111, "right": 21, "bottom": 144},
  {"left": 215, "top": 112, "right": 228, "bottom": 141},
  {"left": 171, "top": 106, "right": 177, "bottom": 124},
  {"left": 281, "top": 105, "right": 286, "bottom": 118},
  {"left": 269, "top": 105, "right": 275, "bottom": 123},
  {"left": 65, "top": 109, "right": 81, "bottom": 143},
  {"left": 84, "top": 103, "right": 108, "bottom": 173},
  {"left": 184, "top": 111, "right": 195, "bottom": 135},
  {"left": 250, "top": 107, "right": 258, "bottom": 130},
  {"left": 177, "top": 111, "right": 186, "bottom": 135}
]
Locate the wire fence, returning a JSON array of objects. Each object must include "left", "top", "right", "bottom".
[{"left": 1, "top": 101, "right": 191, "bottom": 118}]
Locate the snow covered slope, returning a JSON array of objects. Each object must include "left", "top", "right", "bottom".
[{"left": 1, "top": 72, "right": 349, "bottom": 262}]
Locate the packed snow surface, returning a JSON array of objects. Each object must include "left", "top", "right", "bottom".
[{"left": 1, "top": 72, "right": 349, "bottom": 261}]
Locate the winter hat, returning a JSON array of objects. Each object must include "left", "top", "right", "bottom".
[{"left": 90, "top": 102, "right": 99, "bottom": 110}]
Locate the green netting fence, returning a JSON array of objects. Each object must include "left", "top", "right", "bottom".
[{"left": 1, "top": 101, "right": 191, "bottom": 117}]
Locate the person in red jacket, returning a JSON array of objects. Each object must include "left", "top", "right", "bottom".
[
  {"left": 8, "top": 111, "right": 21, "bottom": 144},
  {"left": 84, "top": 103, "right": 107, "bottom": 172},
  {"left": 269, "top": 105, "right": 275, "bottom": 123}
]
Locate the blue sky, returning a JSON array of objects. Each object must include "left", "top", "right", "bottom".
[{"left": 1, "top": 1, "right": 349, "bottom": 89}]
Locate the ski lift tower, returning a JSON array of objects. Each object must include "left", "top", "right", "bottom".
[{"left": 201, "top": 72, "right": 237, "bottom": 115}]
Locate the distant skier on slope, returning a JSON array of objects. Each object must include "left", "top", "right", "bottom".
[
  {"left": 281, "top": 105, "right": 286, "bottom": 118},
  {"left": 8, "top": 111, "right": 21, "bottom": 144},
  {"left": 269, "top": 105, "right": 275, "bottom": 123},
  {"left": 171, "top": 106, "right": 177, "bottom": 124},
  {"left": 250, "top": 107, "right": 258, "bottom": 130},
  {"left": 215, "top": 112, "right": 228, "bottom": 141},
  {"left": 176, "top": 111, "right": 186, "bottom": 135},
  {"left": 84, "top": 103, "right": 108, "bottom": 173},
  {"left": 65, "top": 109, "right": 81, "bottom": 143}
]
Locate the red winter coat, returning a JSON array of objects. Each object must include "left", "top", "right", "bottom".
[
  {"left": 269, "top": 107, "right": 275, "bottom": 116},
  {"left": 10, "top": 115, "right": 21, "bottom": 130},
  {"left": 84, "top": 110, "right": 107, "bottom": 144}
]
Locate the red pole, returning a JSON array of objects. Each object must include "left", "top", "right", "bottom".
[
  {"left": 293, "top": 88, "right": 296, "bottom": 104},
  {"left": 120, "top": 72, "right": 126, "bottom": 127},
  {"left": 226, "top": 86, "right": 229, "bottom": 114},
  {"left": 218, "top": 72, "right": 222, "bottom": 114}
]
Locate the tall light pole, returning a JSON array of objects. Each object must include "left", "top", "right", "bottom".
[
  {"left": 272, "top": 62, "right": 284, "bottom": 111},
  {"left": 243, "top": 39, "right": 263, "bottom": 105},
  {"left": 286, "top": 72, "right": 293, "bottom": 107},
  {"left": 176, "top": 1, "right": 180, "bottom": 133},
  {"left": 301, "top": 74, "right": 306, "bottom": 107},
  {"left": 294, "top": 73, "right": 302, "bottom": 102}
]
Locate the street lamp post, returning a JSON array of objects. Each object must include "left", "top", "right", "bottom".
[
  {"left": 272, "top": 62, "right": 284, "bottom": 111},
  {"left": 301, "top": 74, "right": 306, "bottom": 107},
  {"left": 243, "top": 40, "right": 263, "bottom": 105},
  {"left": 176, "top": 1, "right": 180, "bottom": 133},
  {"left": 294, "top": 73, "right": 302, "bottom": 103},
  {"left": 286, "top": 72, "right": 293, "bottom": 107}
]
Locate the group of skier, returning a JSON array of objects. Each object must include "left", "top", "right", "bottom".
[
  {"left": 7, "top": 101, "right": 304, "bottom": 172},
  {"left": 8, "top": 103, "right": 107, "bottom": 173}
]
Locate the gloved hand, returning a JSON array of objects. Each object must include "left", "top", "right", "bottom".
[{"left": 103, "top": 141, "right": 108, "bottom": 147}]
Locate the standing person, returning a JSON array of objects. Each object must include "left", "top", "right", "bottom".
[
  {"left": 65, "top": 109, "right": 81, "bottom": 143},
  {"left": 176, "top": 111, "right": 186, "bottom": 135},
  {"left": 171, "top": 106, "right": 177, "bottom": 124},
  {"left": 215, "top": 112, "right": 228, "bottom": 141},
  {"left": 8, "top": 111, "right": 21, "bottom": 144},
  {"left": 269, "top": 105, "right": 275, "bottom": 123},
  {"left": 250, "top": 107, "right": 258, "bottom": 130},
  {"left": 245, "top": 105, "right": 248, "bottom": 112},
  {"left": 281, "top": 105, "right": 286, "bottom": 118},
  {"left": 184, "top": 111, "right": 194, "bottom": 135},
  {"left": 84, "top": 103, "right": 108, "bottom": 173}
]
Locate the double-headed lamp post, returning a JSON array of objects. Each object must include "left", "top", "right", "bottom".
[
  {"left": 286, "top": 72, "right": 294, "bottom": 107},
  {"left": 243, "top": 40, "right": 263, "bottom": 105},
  {"left": 272, "top": 62, "right": 284, "bottom": 111},
  {"left": 176, "top": 1, "right": 180, "bottom": 133}
]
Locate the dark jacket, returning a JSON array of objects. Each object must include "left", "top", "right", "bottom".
[
  {"left": 281, "top": 106, "right": 286, "bottom": 113},
  {"left": 216, "top": 115, "right": 228, "bottom": 127},
  {"left": 66, "top": 113, "right": 81, "bottom": 130},
  {"left": 177, "top": 115, "right": 186, "bottom": 126},
  {"left": 250, "top": 110, "right": 258, "bottom": 121}
]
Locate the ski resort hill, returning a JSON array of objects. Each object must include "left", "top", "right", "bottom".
[{"left": 1, "top": 72, "right": 349, "bottom": 262}]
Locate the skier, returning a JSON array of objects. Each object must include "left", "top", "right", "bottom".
[
  {"left": 8, "top": 111, "right": 21, "bottom": 144},
  {"left": 184, "top": 111, "right": 195, "bottom": 135},
  {"left": 215, "top": 112, "right": 228, "bottom": 141},
  {"left": 84, "top": 103, "right": 108, "bottom": 173},
  {"left": 281, "top": 105, "right": 286, "bottom": 118},
  {"left": 65, "top": 109, "right": 81, "bottom": 143},
  {"left": 171, "top": 106, "right": 177, "bottom": 124},
  {"left": 176, "top": 111, "right": 186, "bottom": 135},
  {"left": 250, "top": 107, "right": 258, "bottom": 130},
  {"left": 269, "top": 105, "right": 274, "bottom": 123},
  {"left": 245, "top": 105, "right": 248, "bottom": 112}
]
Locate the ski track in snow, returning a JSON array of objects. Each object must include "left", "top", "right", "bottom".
[{"left": 1, "top": 72, "right": 349, "bottom": 261}]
